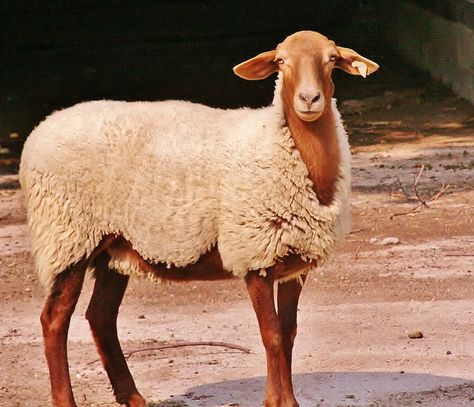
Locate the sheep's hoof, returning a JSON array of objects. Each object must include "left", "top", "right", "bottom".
[
  {"left": 127, "top": 393, "right": 147, "bottom": 407},
  {"left": 263, "top": 398, "right": 299, "bottom": 407},
  {"left": 263, "top": 397, "right": 281, "bottom": 407}
]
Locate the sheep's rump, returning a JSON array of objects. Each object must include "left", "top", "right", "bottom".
[{"left": 20, "top": 99, "right": 350, "bottom": 289}]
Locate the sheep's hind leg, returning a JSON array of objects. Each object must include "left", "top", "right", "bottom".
[
  {"left": 277, "top": 275, "right": 306, "bottom": 407},
  {"left": 246, "top": 271, "right": 283, "bottom": 407},
  {"left": 85, "top": 254, "right": 146, "bottom": 407},
  {"left": 41, "top": 259, "right": 87, "bottom": 407}
]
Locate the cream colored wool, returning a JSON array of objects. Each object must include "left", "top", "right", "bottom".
[{"left": 19, "top": 77, "right": 351, "bottom": 290}]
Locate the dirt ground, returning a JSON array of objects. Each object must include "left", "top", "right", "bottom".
[{"left": 1, "top": 73, "right": 474, "bottom": 406}]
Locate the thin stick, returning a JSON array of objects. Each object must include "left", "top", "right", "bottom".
[
  {"left": 354, "top": 245, "right": 362, "bottom": 260},
  {"left": 349, "top": 228, "right": 366, "bottom": 235},
  {"left": 87, "top": 341, "right": 251, "bottom": 366},
  {"left": 395, "top": 176, "right": 411, "bottom": 202},
  {"left": 445, "top": 254, "right": 474, "bottom": 257},
  {"left": 389, "top": 205, "right": 423, "bottom": 219},
  {"left": 414, "top": 164, "right": 425, "bottom": 187},
  {"left": 413, "top": 164, "right": 429, "bottom": 208},
  {"left": 427, "top": 183, "right": 450, "bottom": 202}
]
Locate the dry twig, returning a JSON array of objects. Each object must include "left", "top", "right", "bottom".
[
  {"left": 354, "top": 245, "right": 362, "bottom": 260},
  {"left": 389, "top": 165, "right": 450, "bottom": 219},
  {"left": 394, "top": 176, "right": 411, "bottom": 202},
  {"left": 427, "top": 183, "right": 450, "bottom": 202},
  {"left": 389, "top": 207, "right": 423, "bottom": 219},
  {"left": 349, "top": 228, "right": 366, "bottom": 235},
  {"left": 87, "top": 341, "right": 251, "bottom": 366},
  {"left": 413, "top": 164, "right": 429, "bottom": 207}
]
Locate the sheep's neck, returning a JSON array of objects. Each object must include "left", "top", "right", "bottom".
[{"left": 284, "top": 104, "right": 340, "bottom": 206}]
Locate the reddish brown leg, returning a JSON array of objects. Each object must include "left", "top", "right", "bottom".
[
  {"left": 85, "top": 254, "right": 146, "bottom": 407},
  {"left": 246, "top": 271, "right": 283, "bottom": 407},
  {"left": 40, "top": 260, "right": 87, "bottom": 407},
  {"left": 277, "top": 275, "right": 306, "bottom": 407}
]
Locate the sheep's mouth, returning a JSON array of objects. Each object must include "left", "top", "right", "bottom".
[{"left": 296, "top": 109, "right": 322, "bottom": 121}]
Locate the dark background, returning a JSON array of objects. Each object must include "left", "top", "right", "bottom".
[
  {"left": 0, "top": 0, "right": 472, "bottom": 154},
  {"left": 0, "top": 1, "right": 381, "bottom": 139}
]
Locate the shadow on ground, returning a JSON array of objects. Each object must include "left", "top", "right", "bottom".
[{"left": 149, "top": 371, "right": 474, "bottom": 407}]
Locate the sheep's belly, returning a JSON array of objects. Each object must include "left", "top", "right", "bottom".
[
  {"left": 105, "top": 235, "right": 313, "bottom": 282},
  {"left": 106, "top": 236, "right": 234, "bottom": 281}
]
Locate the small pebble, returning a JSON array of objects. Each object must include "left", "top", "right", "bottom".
[
  {"left": 408, "top": 331, "right": 424, "bottom": 339},
  {"left": 380, "top": 237, "right": 400, "bottom": 245},
  {"left": 446, "top": 350, "right": 452, "bottom": 355}
]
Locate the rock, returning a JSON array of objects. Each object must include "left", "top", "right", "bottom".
[
  {"left": 408, "top": 331, "right": 424, "bottom": 339},
  {"left": 380, "top": 237, "right": 400, "bottom": 245},
  {"left": 370, "top": 237, "right": 400, "bottom": 245}
]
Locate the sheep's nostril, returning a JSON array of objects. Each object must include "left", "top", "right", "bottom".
[
  {"left": 299, "top": 93, "right": 310, "bottom": 104},
  {"left": 299, "top": 92, "right": 321, "bottom": 106}
]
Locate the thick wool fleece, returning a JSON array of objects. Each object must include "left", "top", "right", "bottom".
[{"left": 19, "top": 79, "right": 351, "bottom": 290}]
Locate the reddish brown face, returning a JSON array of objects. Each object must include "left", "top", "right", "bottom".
[
  {"left": 275, "top": 32, "right": 338, "bottom": 121},
  {"left": 233, "top": 30, "right": 379, "bottom": 122}
]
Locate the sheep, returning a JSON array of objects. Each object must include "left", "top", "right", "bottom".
[{"left": 19, "top": 30, "right": 378, "bottom": 407}]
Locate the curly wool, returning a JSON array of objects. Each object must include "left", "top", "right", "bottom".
[{"left": 19, "top": 79, "right": 351, "bottom": 290}]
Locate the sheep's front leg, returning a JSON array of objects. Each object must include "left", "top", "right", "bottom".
[
  {"left": 277, "top": 275, "right": 306, "bottom": 407},
  {"left": 41, "top": 260, "right": 87, "bottom": 407},
  {"left": 85, "top": 254, "right": 146, "bottom": 407},
  {"left": 246, "top": 271, "right": 283, "bottom": 407}
]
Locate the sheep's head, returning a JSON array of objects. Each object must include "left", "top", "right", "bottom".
[{"left": 233, "top": 31, "right": 379, "bottom": 122}]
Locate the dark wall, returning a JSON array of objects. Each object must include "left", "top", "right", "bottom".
[
  {"left": 376, "top": 0, "right": 474, "bottom": 104},
  {"left": 0, "top": 1, "right": 362, "bottom": 142},
  {"left": 410, "top": 0, "right": 474, "bottom": 28}
]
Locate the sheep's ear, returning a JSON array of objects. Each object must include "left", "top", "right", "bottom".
[
  {"left": 335, "top": 46, "right": 379, "bottom": 78},
  {"left": 233, "top": 50, "right": 278, "bottom": 80}
]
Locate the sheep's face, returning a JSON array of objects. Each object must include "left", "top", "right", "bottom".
[{"left": 233, "top": 31, "right": 379, "bottom": 122}]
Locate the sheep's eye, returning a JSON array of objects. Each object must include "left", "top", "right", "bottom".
[
  {"left": 276, "top": 58, "right": 284, "bottom": 65},
  {"left": 329, "top": 55, "right": 338, "bottom": 63}
]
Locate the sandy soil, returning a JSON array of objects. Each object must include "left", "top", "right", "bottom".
[{"left": 0, "top": 84, "right": 473, "bottom": 407}]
